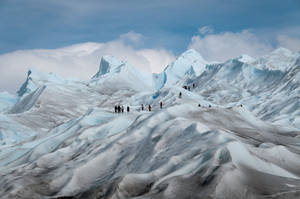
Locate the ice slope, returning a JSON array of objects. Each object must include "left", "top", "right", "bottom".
[
  {"left": 185, "top": 49, "right": 300, "bottom": 127},
  {"left": 0, "top": 48, "right": 300, "bottom": 199},
  {"left": 1, "top": 104, "right": 300, "bottom": 199},
  {"left": 254, "top": 47, "right": 299, "bottom": 71},
  {"left": 0, "top": 92, "right": 18, "bottom": 112}
]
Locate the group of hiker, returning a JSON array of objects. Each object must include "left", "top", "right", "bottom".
[
  {"left": 179, "top": 83, "right": 196, "bottom": 98},
  {"left": 114, "top": 102, "right": 163, "bottom": 113},
  {"left": 113, "top": 82, "right": 213, "bottom": 113},
  {"left": 183, "top": 83, "right": 196, "bottom": 91},
  {"left": 140, "top": 102, "right": 163, "bottom": 112},
  {"left": 198, "top": 104, "right": 211, "bottom": 108},
  {"left": 115, "top": 101, "right": 215, "bottom": 113},
  {"left": 141, "top": 104, "right": 152, "bottom": 111},
  {"left": 114, "top": 105, "right": 130, "bottom": 113}
]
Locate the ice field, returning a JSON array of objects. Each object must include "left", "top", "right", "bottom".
[{"left": 0, "top": 47, "right": 300, "bottom": 199}]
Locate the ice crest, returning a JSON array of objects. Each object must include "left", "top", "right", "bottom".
[
  {"left": 92, "top": 55, "right": 125, "bottom": 78},
  {"left": 163, "top": 49, "right": 208, "bottom": 87}
]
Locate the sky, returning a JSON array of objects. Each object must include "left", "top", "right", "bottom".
[{"left": 0, "top": 0, "right": 300, "bottom": 93}]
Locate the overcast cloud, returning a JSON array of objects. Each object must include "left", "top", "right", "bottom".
[{"left": 189, "top": 27, "right": 300, "bottom": 62}]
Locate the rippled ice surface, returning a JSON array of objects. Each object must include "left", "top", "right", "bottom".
[{"left": 1, "top": 47, "right": 300, "bottom": 199}]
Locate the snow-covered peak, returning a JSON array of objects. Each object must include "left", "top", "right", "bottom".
[
  {"left": 17, "top": 68, "right": 65, "bottom": 97},
  {"left": 254, "top": 47, "right": 298, "bottom": 71},
  {"left": 92, "top": 55, "right": 125, "bottom": 78},
  {"left": 237, "top": 54, "right": 255, "bottom": 63},
  {"left": 163, "top": 49, "right": 208, "bottom": 87},
  {"left": 174, "top": 49, "right": 208, "bottom": 76},
  {"left": 91, "top": 55, "right": 155, "bottom": 92},
  {"left": 270, "top": 47, "right": 293, "bottom": 56},
  {"left": 27, "top": 68, "right": 65, "bottom": 83},
  {"left": 180, "top": 48, "right": 203, "bottom": 58}
]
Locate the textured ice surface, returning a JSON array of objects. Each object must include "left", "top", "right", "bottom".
[
  {"left": 0, "top": 48, "right": 300, "bottom": 199},
  {"left": 163, "top": 49, "right": 208, "bottom": 87},
  {"left": 0, "top": 92, "right": 18, "bottom": 112}
]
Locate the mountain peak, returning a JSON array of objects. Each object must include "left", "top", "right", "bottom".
[
  {"left": 163, "top": 49, "right": 208, "bottom": 87},
  {"left": 254, "top": 47, "right": 298, "bottom": 71},
  {"left": 92, "top": 55, "right": 124, "bottom": 78},
  {"left": 17, "top": 68, "right": 64, "bottom": 97},
  {"left": 182, "top": 48, "right": 201, "bottom": 56},
  {"left": 237, "top": 54, "right": 255, "bottom": 63},
  {"left": 271, "top": 47, "right": 293, "bottom": 55},
  {"left": 180, "top": 49, "right": 206, "bottom": 61}
]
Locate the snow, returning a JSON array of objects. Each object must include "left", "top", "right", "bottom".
[
  {"left": 91, "top": 56, "right": 154, "bottom": 92},
  {"left": 163, "top": 49, "right": 208, "bottom": 87},
  {"left": 92, "top": 55, "right": 124, "bottom": 78},
  {"left": 228, "top": 142, "right": 299, "bottom": 179},
  {"left": 254, "top": 47, "right": 298, "bottom": 71},
  {"left": 237, "top": 54, "right": 255, "bottom": 63},
  {"left": 0, "top": 92, "right": 18, "bottom": 112},
  {"left": 0, "top": 48, "right": 300, "bottom": 198}
]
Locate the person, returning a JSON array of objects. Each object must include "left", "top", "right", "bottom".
[
  {"left": 179, "top": 92, "right": 182, "bottom": 98},
  {"left": 187, "top": 86, "right": 190, "bottom": 91},
  {"left": 127, "top": 106, "right": 130, "bottom": 112},
  {"left": 117, "top": 105, "right": 121, "bottom": 113},
  {"left": 115, "top": 105, "right": 117, "bottom": 113},
  {"left": 141, "top": 104, "right": 144, "bottom": 111},
  {"left": 208, "top": 105, "right": 211, "bottom": 108},
  {"left": 193, "top": 83, "right": 195, "bottom": 88},
  {"left": 160, "top": 102, "right": 163, "bottom": 109},
  {"left": 148, "top": 105, "right": 152, "bottom": 111},
  {"left": 198, "top": 104, "right": 201, "bottom": 107},
  {"left": 121, "top": 106, "right": 124, "bottom": 113}
]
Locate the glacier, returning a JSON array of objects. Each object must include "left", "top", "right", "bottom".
[{"left": 0, "top": 47, "right": 300, "bottom": 199}]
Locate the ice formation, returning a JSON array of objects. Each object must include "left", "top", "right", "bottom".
[{"left": 0, "top": 48, "right": 300, "bottom": 199}]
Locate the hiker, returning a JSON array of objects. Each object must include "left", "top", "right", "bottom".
[
  {"left": 121, "top": 106, "right": 124, "bottom": 113},
  {"left": 127, "top": 106, "right": 130, "bottom": 112},
  {"left": 117, "top": 105, "right": 121, "bottom": 113},
  {"left": 179, "top": 92, "right": 182, "bottom": 98},
  {"left": 193, "top": 83, "right": 195, "bottom": 88},
  {"left": 141, "top": 104, "right": 144, "bottom": 111},
  {"left": 148, "top": 105, "right": 152, "bottom": 112},
  {"left": 198, "top": 104, "right": 201, "bottom": 107},
  {"left": 114, "top": 105, "right": 117, "bottom": 113},
  {"left": 187, "top": 86, "right": 190, "bottom": 91},
  {"left": 160, "top": 102, "right": 163, "bottom": 109}
]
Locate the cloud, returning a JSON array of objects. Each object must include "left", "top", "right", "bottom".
[
  {"left": 189, "top": 30, "right": 274, "bottom": 62},
  {"left": 136, "top": 49, "right": 175, "bottom": 73},
  {"left": 277, "top": 35, "right": 300, "bottom": 52},
  {"left": 119, "top": 31, "right": 144, "bottom": 46},
  {"left": 0, "top": 32, "right": 175, "bottom": 93},
  {"left": 198, "top": 26, "right": 214, "bottom": 35}
]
